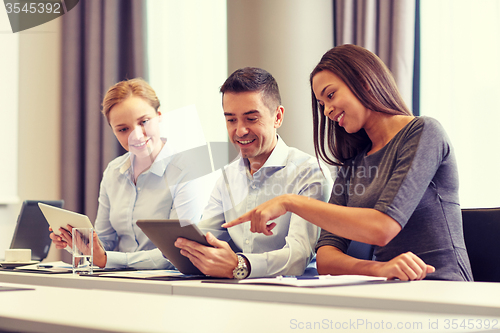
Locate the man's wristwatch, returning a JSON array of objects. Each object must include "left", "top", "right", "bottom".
[{"left": 233, "top": 254, "right": 250, "bottom": 279}]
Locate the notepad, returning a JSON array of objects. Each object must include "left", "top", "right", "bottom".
[
  {"left": 0, "top": 286, "right": 35, "bottom": 292},
  {"left": 94, "top": 269, "right": 211, "bottom": 281},
  {"left": 14, "top": 261, "right": 73, "bottom": 273},
  {"left": 97, "top": 270, "right": 184, "bottom": 279},
  {"left": 238, "top": 275, "right": 387, "bottom": 287}
]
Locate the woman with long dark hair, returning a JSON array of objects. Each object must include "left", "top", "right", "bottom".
[{"left": 225, "top": 45, "right": 472, "bottom": 281}]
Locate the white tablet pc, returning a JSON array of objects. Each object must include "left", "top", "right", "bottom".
[
  {"left": 136, "top": 219, "right": 211, "bottom": 275},
  {"left": 38, "top": 203, "right": 93, "bottom": 235}
]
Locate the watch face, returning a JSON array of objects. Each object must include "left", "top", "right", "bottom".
[
  {"left": 235, "top": 269, "right": 248, "bottom": 279},
  {"left": 233, "top": 256, "right": 249, "bottom": 279}
]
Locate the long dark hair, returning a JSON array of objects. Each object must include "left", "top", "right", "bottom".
[{"left": 310, "top": 44, "right": 412, "bottom": 166}]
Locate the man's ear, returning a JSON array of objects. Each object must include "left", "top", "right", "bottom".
[{"left": 274, "top": 105, "right": 285, "bottom": 129}]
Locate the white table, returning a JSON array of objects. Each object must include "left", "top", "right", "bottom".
[
  {"left": 1, "top": 270, "right": 500, "bottom": 319},
  {"left": 0, "top": 270, "right": 174, "bottom": 295},
  {"left": 0, "top": 281, "right": 499, "bottom": 333},
  {"left": 171, "top": 279, "right": 500, "bottom": 317}
]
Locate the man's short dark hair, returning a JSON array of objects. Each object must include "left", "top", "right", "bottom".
[{"left": 220, "top": 67, "right": 281, "bottom": 111}]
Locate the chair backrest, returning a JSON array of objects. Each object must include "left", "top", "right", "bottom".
[
  {"left": 347, "top": 240, "right": 374, "bottom": 261},
  {"left": 462, "top": 207, "right": 500, "bottom": 282}
]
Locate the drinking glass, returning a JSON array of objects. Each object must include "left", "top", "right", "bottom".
[{"left": 72, "top": 227, "right": 93, "bottom": 275}]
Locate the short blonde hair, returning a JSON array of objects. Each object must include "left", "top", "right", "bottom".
[{"left": 102, "top": 78, "right": 160, "bottom": 123}]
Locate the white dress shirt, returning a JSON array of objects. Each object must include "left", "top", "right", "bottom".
[
  {"left": 95, "top": 138, "right": 209, "bottom": 269},
  {"left": 199, "top": 137, "right": 333, "bottom": 277}
]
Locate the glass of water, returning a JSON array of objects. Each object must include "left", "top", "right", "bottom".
[{"left": 72, "top": 227, "right": 93, "bottom": 275}]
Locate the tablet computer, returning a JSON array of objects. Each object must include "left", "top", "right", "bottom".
[
  {"left": 136, "top": 219, "right": 211, "bottom": 275},
  {"left": 38, "top": 203, "right": 93, "bottom": 234}
]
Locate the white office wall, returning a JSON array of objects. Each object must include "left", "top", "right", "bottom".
[
  {"left": 0, "top": 16, "right": 62, "bottom": 258},
  {"left": 421, "top": 0, "right": 500, "bottom": 208},
  {"left": 17, "top": 20, "right": 62, "bottom": 202},
  {"left": 0, "top": 10, "right": 19, "bottom": 205},
  {"left": 0, "top": 8, "right": 20, "bottom": 256}
]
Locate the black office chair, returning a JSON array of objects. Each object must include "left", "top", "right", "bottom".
[{"left": 462, "top": 207, "right": 500, "bottom": 282}]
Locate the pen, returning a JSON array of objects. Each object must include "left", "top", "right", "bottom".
[
  {"left": 296, "top": 276, "right": 320, "bottom": 280},
  {"left": 277, "top": 275, "right": 320, "bottom": 280},
  {"left": 37, "top": 264, "right": 53, "bottom": 268}
]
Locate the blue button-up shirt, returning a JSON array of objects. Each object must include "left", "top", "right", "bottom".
[{"left": 95, "top": 139, "right": 209, "bottom": 269}]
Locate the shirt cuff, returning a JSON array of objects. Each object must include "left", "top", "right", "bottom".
[
  {"left": 240, "top": 252, "right": 267, "bottom": 278},
  {"left": 104, "top": 249, "right": 176, "bottom": 270},
  {"left": 104, "top": 251, "right": 128, "bottom": 269}
]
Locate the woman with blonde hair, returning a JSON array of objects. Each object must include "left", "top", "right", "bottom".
[{"left": 50, "top": 78, "right": 206, "bottom": 269}]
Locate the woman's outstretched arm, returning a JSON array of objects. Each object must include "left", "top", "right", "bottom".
[{"left": 223, "top": 193, "right": 401, "bottom": 247}]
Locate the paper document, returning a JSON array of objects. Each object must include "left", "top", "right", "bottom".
[
  {"left": 238, "top": 275, "right": 387, "bottom": 287},
  {"left": 15, "top": 261, "right": 73, "bottom": 273}
]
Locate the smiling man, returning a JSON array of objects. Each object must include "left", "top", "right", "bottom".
[{"left": 174, "top": 67, "right": 333, "bottom": 279}]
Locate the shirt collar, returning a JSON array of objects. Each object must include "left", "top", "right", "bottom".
[
  {"left": 237, "top": 135, "right": 288, "bottom": 174},
  {"left": 260, "top": 135, "right": 288, "bottom": 169},
  {"left": 118, "top": 138, "right": 174, "bottom": 177}
]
